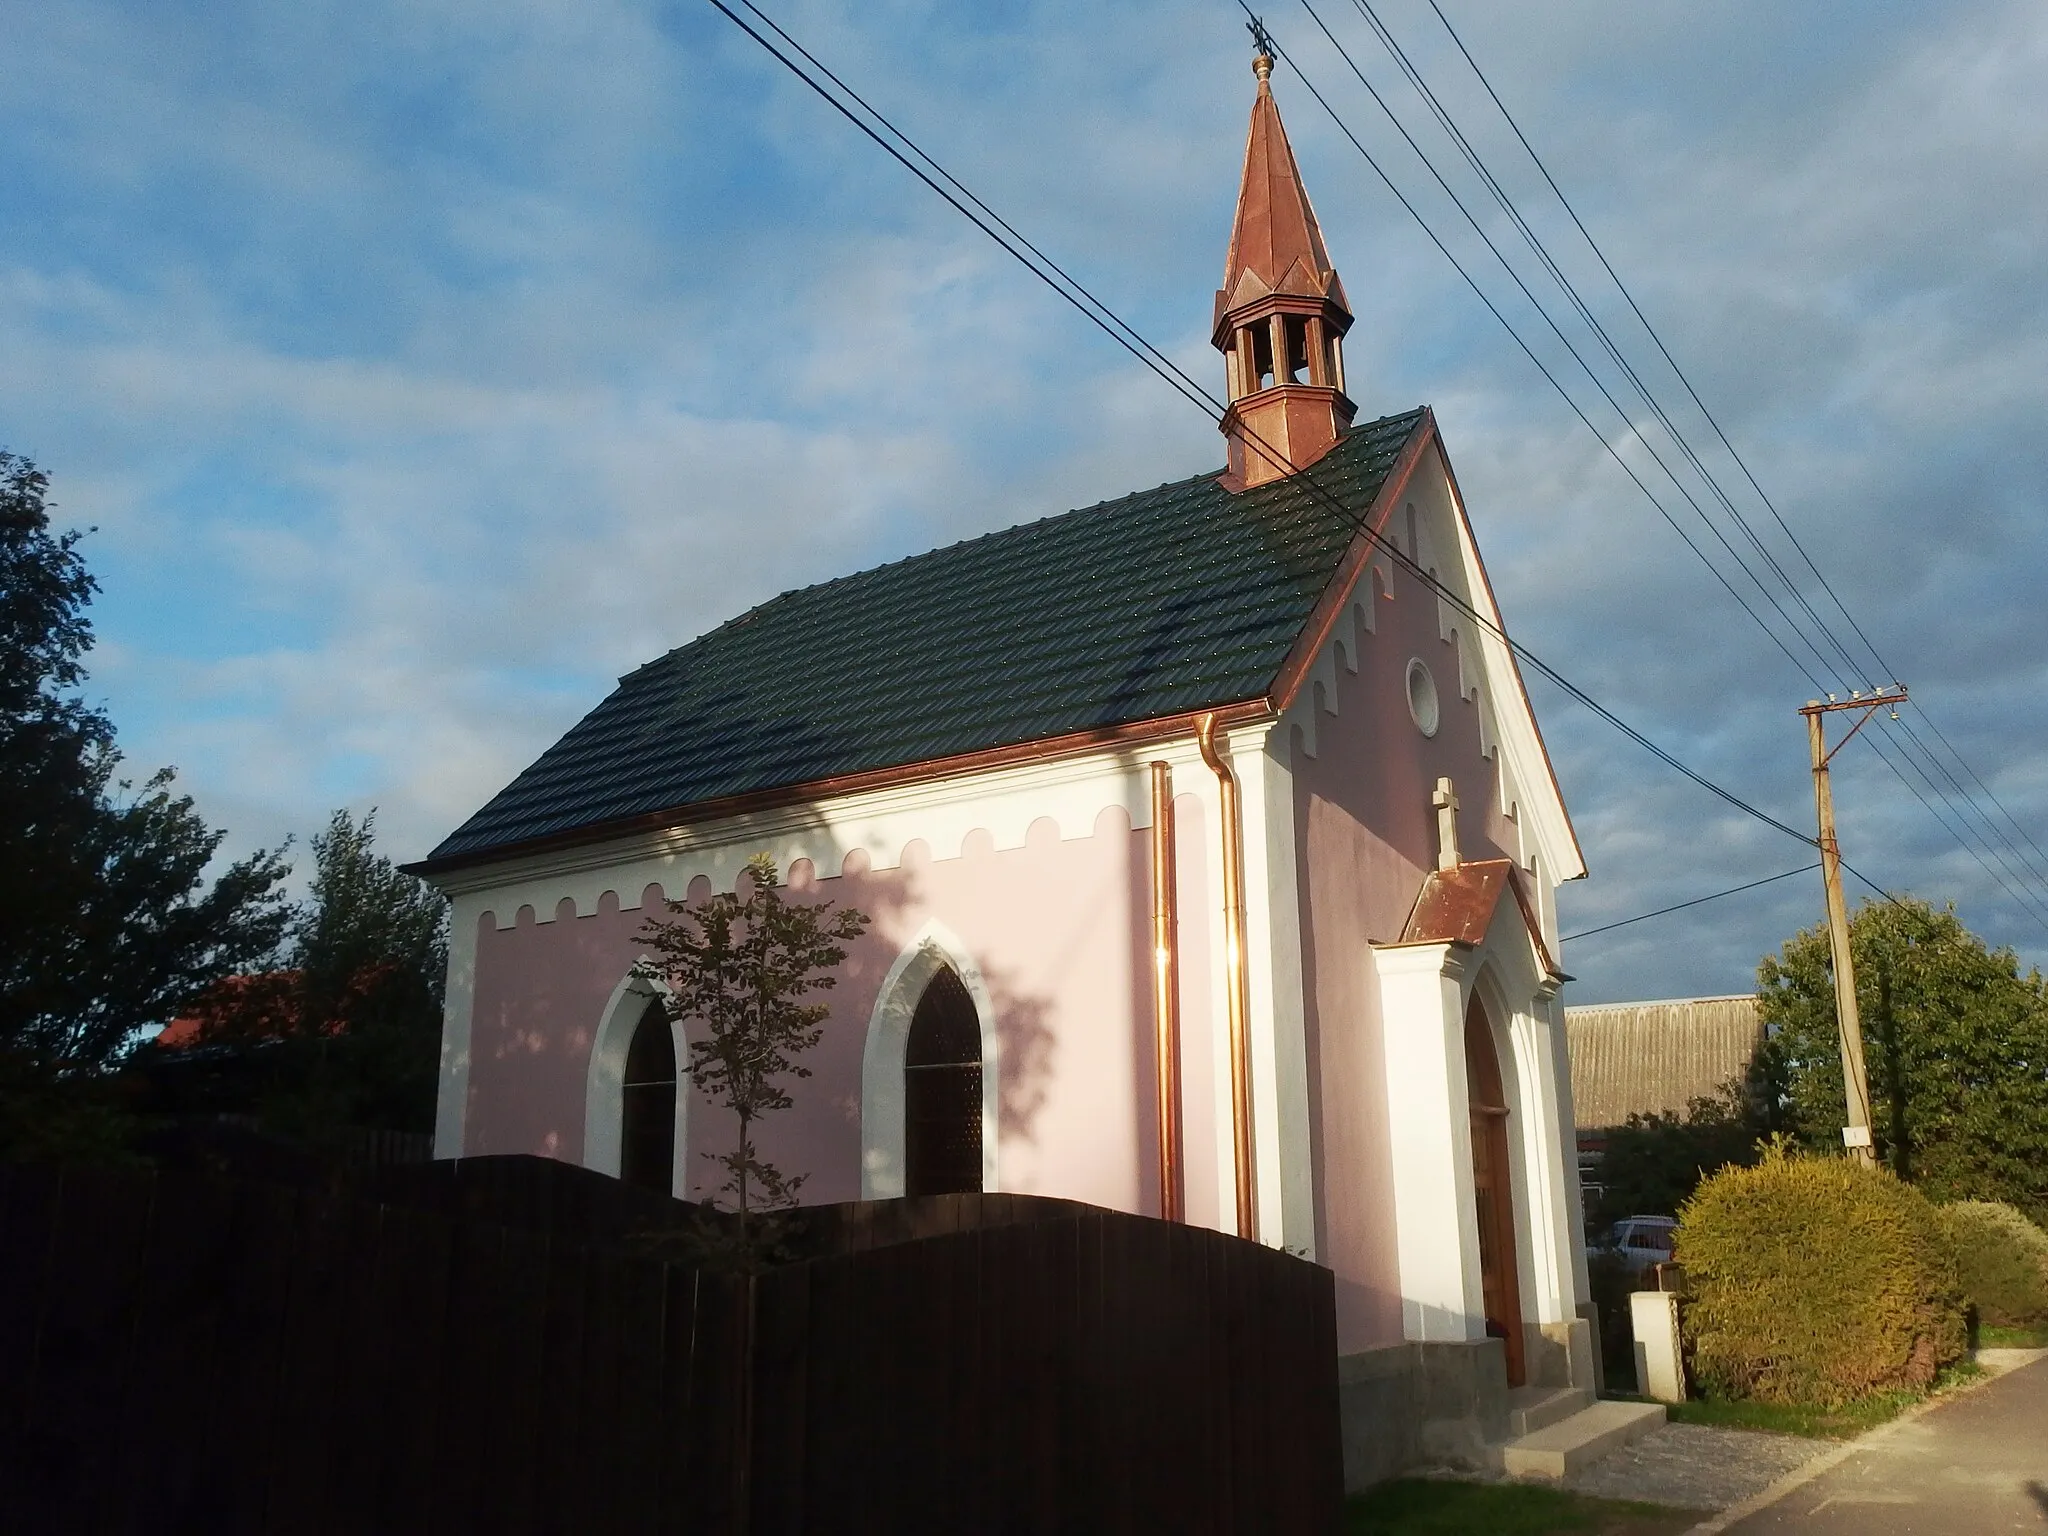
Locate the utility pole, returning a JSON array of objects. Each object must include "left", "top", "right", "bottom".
[{"left": 1800, "top": 685, "right": 1906, "bottom": 1168}]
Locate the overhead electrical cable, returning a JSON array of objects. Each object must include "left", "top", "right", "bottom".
[
  {"left": 1560, "top": 864, "right": 1820, "bottom": 945},
  {"left": 1285, "top": 0, "right": 1855, "bottom": 697},
  {"left": 1277, "top": 3, "right": 2048, "bottom": 934},
  {"left": 1342, "top": 0, "right": 1873, "bottom": 692},
  {"left": 707, "top": 0, "right": 1920, "bottom": 912},
  {"left": 1409, "top": 0, "right": 2048, "bottom": 918}
]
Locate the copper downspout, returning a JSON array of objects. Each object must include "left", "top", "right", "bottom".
[
  {"left": 1148, "top": 761, "right": 1185, "bottom": 1223},
  {"left": 1196, "top": 713, "right": 1258, "bottom": 1242}
]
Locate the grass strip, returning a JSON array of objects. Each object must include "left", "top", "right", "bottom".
[
  {"left": 1345, "top": 1478, "right": 1694, "bottom": 1535},
  {"left": 1664, "top": 1358, "right": 1985, "bottom": 1439}
]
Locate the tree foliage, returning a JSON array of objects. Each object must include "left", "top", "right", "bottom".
[
  {"left": 0, "top": 452, "right": 292, "bottom": 1087},
  {"left": 635, "top": 854, "right": 867, "bottom": 1239},
  {"left": 1936, "top": 1200, "right": 2048, "bottom": 1329},
  {"left": 1758, "top": 896, "right": 2048, "bottom": 1221},
  {"left": 1591, "top": 1073, "right": 1784, "bottom": 1229},
  {"left": 183, "top": 808, "right": 449, "bottom": 1136}
]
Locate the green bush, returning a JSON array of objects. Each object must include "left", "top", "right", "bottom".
[
  {"left": 1676, "top": 1150, "right": 1964, "bottom": 1407},
  {"left": 1938, "top": 1200, "right": 2048, "bottom": 1328}
]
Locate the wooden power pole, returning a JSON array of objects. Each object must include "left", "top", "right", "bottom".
[{"left": 1800, "top": 686, "right": 1905, "bottom": 1168}]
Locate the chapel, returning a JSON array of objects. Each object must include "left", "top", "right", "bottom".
[{"left": 413, "top": 48, "right": 1599, "bottom": 1479}]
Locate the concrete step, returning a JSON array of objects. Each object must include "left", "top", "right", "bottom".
[
  {"left": 1499, "top": 1400, "right": 1666, "bottom": 1479},
  {"left": 1505, "top": 1385, "right": 1594, "bottom": 1438}
]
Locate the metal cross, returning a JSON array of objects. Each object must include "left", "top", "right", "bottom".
[{"left": 1246, "top": 15, "right": 1277, "bottom": 59}]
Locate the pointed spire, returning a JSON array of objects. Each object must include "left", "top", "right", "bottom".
[
  {"left": 1217, "top": 52, "right": 1347, "bottom": 326},
  {"left": 1212, "top": 48, "right": 1357, "bottom": 490}
]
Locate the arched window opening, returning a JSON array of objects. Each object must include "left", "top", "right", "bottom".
[
  {"left": 1283, "top": 314, "right": 1311, "bottom": 384},
  {"left": 620, "top": 996, "right": 677, "bottom": 1194},
  {"left": 904, "top": 966, "right": 983, "bottom": 1196},
  {"left": 1248, "top": 322, "right": 1275, "bottom": 391}
]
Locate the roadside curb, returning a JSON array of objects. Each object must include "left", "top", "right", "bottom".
[{"left": 1680, "top": 1348, "right": 2047, "bottom": 1534}]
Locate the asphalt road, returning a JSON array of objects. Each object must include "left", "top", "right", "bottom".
[{"left": 1721, "top": 1353, "right": 2048, "bottom": 1534}]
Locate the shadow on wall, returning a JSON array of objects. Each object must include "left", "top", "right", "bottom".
[{"left": 988, "top": 959, "right": 1054, "bottom": 1145}]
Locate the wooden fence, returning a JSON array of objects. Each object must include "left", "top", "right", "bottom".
[{"left": 0, "top": 1160, "right": 1341, "bottom": 1533}]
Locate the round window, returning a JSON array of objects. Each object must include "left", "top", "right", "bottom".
[{"left": 1406, "top": 658, "right": 1440, "bottom": 737}]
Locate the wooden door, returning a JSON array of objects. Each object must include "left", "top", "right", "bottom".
[{"left": 1465, "top": 997, "right": 1526, "bottom": 1387}]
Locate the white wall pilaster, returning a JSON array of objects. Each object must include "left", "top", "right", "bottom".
[
  {"left": 432, "top": 893, "right": 485, "bottom": 1159},
  {"left": 1373, "top": 941, "right": 1487, "bottom": 1341},
  {"left": 1231, "top": 723, "right": 1317, "bottom": 1254}
]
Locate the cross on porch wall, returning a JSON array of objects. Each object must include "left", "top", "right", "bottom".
[{"left": 1432, "top": 777, "right": 1460, "bottom": 871}]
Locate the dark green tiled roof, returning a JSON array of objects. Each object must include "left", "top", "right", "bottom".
[{"left": 426, "top": 409, "right": 1426, "bottom": 866}]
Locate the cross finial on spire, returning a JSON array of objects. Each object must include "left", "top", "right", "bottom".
[
  {"left": 1432, "top": 777, "right": 1461, "bottom": 871},
  {"left": 1246, "top": 15, "right": 1276, "bottom": 79},
  {"left": 1212, "top": 21, "right": 1356, "bottom": 488}
]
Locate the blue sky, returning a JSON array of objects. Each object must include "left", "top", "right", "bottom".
[{"left": 4, "top": 0, "right": 2045, "bottom": 1003}]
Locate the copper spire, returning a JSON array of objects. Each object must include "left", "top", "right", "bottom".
[
  {"left": 1215, "top": 52, "right": 1349, "bottom": 332},
  {"left": 1212, "top": 50, "right": 1356, "bottom": 490}
]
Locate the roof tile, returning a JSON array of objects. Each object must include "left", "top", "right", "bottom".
[{"left": 426, "top": 409, "right": 1426, "bottom": 864}]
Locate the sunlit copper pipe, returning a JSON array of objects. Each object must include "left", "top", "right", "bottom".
[
  {"left": 1196, "top": 713, "right": 1257, "bottom": 1242},
  {"left": 1149, "top": 761, "right": 1184, "bottom": 1224}
]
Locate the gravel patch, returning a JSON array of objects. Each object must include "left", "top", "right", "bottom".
[{"left": 1560, "top": 1423, "right": 1826, "bottom": 1510}]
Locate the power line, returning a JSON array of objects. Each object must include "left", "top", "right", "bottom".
[
  {"left": 707, "top": 0, "right": 1916, "bottom": 911},
  {"left": 1409, "top": 0, "right": 2048, "bottom": 923},
  {"left": 1279, "top": 0, "right": 1847, "bottom": 695},
  {"left": 1561, "top": 864, "right": 1819, "bottom": 944},
  {"left": 1278, "top": 3, "right": 2048, "bottom": 934},
  {"left": 1342, "top": 0, "right": 1875, "bottom": 694},
  {"left": 1423, "top": 0, "right": 1896, "bottom": 685}
]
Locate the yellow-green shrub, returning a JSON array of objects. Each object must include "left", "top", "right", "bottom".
[
  {"left": 1676, "top": 1152, "right": 1964, "bottom": 1406},
  {"left": 1938, "top": 1201, "right": 2048, "bottom": 1327}
]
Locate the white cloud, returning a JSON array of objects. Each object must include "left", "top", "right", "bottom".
[{"left": 2, "top": 0, "right": 2045, "bottom": 994}]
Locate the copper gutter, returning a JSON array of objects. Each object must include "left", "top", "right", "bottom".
[
  {"left": 1148, "top": 761, "right": 1184, "bottom": 1223},
  {"left": 1196, "top": 713, "right": 1257, "bottom": 1242}
]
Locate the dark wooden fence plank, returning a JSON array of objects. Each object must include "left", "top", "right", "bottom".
[
  {"left": 479, "top": 1224, "right": 553, "bottom": 1536},
  {"left": 26, "top": 1170, "right": 155, "bottom": 1531},
  {"left": 654, "top": 1264, "right": 703, "bottom": 1535},
  {"left": 749, "top": 1261, "right": 809, "bottom": 1536},
  {"left": 611, "top": 1255, "right": 670, "bottom": 1536},
  {"left": 104, "top": 1172, "right": 238, "bottom": 1536},
  {"left": 532, "top": 1238, "right": 592, "bottom": 1536},
  {"left": 369, "top": 1203, "right": 454, "bottom": 1535},
  {"left": 0, "top": 1168, "right": 63, "bottom": 1519},
  {"left": 264, "top": 1187, "right": 355, "bottom": 1534},
  {"left": 0, "top": 1158, "right": 1342, "bottom": 1534}
]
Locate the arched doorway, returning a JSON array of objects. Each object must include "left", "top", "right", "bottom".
[
  {"left": 904, "top": 966, "right": 983, "bottom": 1196},
  {"left": 1465, "top": 995, "right": 1526, "bottom": 1386},
  {"left": 620, "top": 995, "right": 677, "bottom": 1194}
]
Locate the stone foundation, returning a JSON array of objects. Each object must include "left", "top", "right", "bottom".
[{"left": 1336, "top": 1318, "right": 1600, "bottom": 1492}]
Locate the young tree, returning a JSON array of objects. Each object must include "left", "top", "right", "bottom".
[
  {"left": 0, "top": 452, "right": 291, "bottom": 1087},
  {"left": 635, "top": 854, "right": 867, "bottom": 1245},
  {"left": 1759, "top": 896, "right": 2048, "bottom": 1221}
]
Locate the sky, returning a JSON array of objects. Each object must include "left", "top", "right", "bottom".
[{"left": 3, "top": 0, "right": 2045, "bottom": 1004}]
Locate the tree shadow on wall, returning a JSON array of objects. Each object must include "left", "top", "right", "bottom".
[{"left": 985, "top": 961, "right": 1055, "bottom": 1146}]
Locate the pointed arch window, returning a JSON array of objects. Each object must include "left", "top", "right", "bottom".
[
  {"left": 904, "top": 966, "right": 983, "bottom": 1196},
  {"left": 620, "top": 996, "right": 677, "bottom": 1194}
]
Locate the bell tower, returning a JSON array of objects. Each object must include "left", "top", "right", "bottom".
[{"left": 1214, "top": 48, "right": 1356, "bottom": 490}]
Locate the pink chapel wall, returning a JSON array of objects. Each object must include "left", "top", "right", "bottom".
[
  {"left": 461, "top": 799, "right": 1224, "bottom": 1226},
  {"left": 1290, "top": 546, "right": 1526, "bottom": 1356}
]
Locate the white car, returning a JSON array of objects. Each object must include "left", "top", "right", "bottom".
[{"left": 1602, "top": 1215, "right": 1678, "bottom": 1279}]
